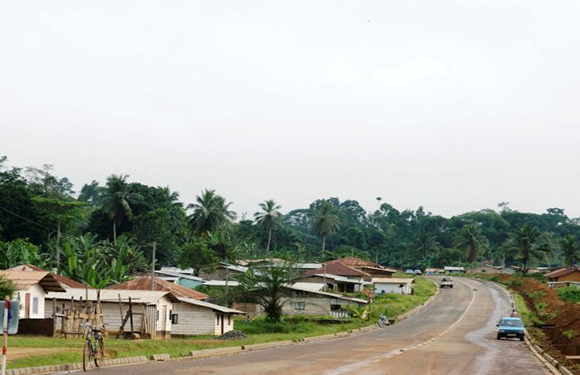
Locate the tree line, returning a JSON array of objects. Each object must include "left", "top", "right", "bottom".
[{"left": 1, "top": 155, "right": 580, "bottom": 287}]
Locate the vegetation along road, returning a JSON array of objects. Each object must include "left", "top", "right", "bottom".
[{"left": 93, "top": 278, "right": 548, "bottom": 375}]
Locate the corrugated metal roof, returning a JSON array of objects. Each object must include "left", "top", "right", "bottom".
[
  {"left": 154, "top": 270, "right": 204, "bottom": 282},
  {"left": 8, "top": 265, "right": 91, "bottom": 289},
  {"left": 0, "top": 271, "right": 66, "bottom": 292},
  {"left": 286, "top": 284, "right": 368, "bottom": 304},
  {"left": 304, "top": 263, "right": 369, "bottom": 277},
  {"left": 291, "top": 282, "right": 325, "bottom": 292},
  {"left": 177, "top": 297, "right": 245, "bottom": 314},
  {"left": 372, "top": 278, "right": 414, "bottom": 284},
  {"left": 203, "top": 280, "right": 240, "bottom": 287},
  {"left": 326, "top": 257, "right": 380, "bottom": 267},
  {"left": 47, "top": 288, "right": 178, "bottom": 304},
  {"left": 107, "top": 277, "right": 208, "bottom": 300},
  {"left": 545, "top": 267, "right": 580, "bottom": 279}
]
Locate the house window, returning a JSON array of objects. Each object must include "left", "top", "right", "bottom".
[
  {"left": 32, "top": 297, "right": 39, "bottom": 315},
  {"left": 228, "top": 315, "right": 231, "bottom": 325},
  {"left": 217, "top": 315, "right": 220, "bottom": 325},
  {"left": 156, "top": 311, "right": 159, "bottom": 322},
  {"left": 294, "top": 302, "right": 305, "bottom": 311},
  {"left": 171, "top": 314, "right": 179, "bottom": 324}
]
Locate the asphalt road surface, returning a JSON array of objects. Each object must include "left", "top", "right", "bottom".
[{"left": 92, "top": 278, "right": 549, "bottom": 375}]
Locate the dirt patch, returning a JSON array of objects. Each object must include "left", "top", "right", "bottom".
[{"left": 485, "top": 274, "right": 580, "bottom": 374}]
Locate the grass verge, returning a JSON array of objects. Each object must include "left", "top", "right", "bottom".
[{"left": 8, "top": 276, "right": 436, "bottom": 369}]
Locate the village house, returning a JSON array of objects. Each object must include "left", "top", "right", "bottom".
[
  {"left": 373, "top": 278, "right": 414, "bottom": 295},
  {"left": 294, "top": 273, "right": 364, "bottom": 293},
  {"left": 326, "top": 257, "right": 397, "bottom": 279},
  {"left": 154, "top": 269, "right": 205, "bottom": 289},
  {"left": 0, "top": 270, "right": 66, "bottom": 319},
  {"left": 108, "top": 276, "right": 208, "bottom": 300},
  {"left": 444, "top": 266, "right": 465, "bottom": 275},
  {"left": 303, "top": 262, "right": 369, "bottom": 283},
  {"left": 107, "top": 277, "right": 244, "bottom": 336},
  {"left": 238, "top": 284, "right": 368, "bottom": 319},
  {"left": 466, "top": 265, "right": 501, "bottom": 274},
  {"left": 545, "top": 268, "right": 580, "bottom": 283}
]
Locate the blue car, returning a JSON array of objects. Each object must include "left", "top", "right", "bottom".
[{"left": 496, "top": 317, "right": 525, "bottom": 341}]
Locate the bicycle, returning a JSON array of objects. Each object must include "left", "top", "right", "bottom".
[{"left": 80, "top": 323, "right": 106, "bottom": 371}]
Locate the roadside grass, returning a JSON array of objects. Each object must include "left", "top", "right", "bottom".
[{"left": 8, "top": 276, "right": 436, "bottom": 370}]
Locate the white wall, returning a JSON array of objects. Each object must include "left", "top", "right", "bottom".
[
  {"left": 16, "top": 284, "right": 45, "bottom": 319},
  {"left": 374, "top": 283, "right": 412, "bottom": 295},
  {"left": 170, "top": 302, "right": 230, "bottom": 336}
]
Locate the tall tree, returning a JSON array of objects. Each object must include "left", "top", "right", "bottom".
[
  {"left": 187, "top": 189, "right": 236, "bottom": 236},
  {"left": 310, "top": 200, "right": 341, "bottom": 253},
  {"left": 506, "top": 224, "right": 551, "bottom": 275},
  {"left": 254, "top": 200, "right": 282, "bottom": 253},
  {"left": 100, "top": 174, "right": 133, "bottom": 243},
  {"left": 456, "top": 224, "right": 488, "bottom": 263},
  {"left": 561, "top": 235, "right": 579, "bottom": 268}
]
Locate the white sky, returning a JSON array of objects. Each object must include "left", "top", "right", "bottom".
[{"left": 1, "top": 0, "right": 580, "bottom": 218}]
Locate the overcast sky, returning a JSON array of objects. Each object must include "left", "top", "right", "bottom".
[{"left": 1, "top": 0, "right": 580, "bottom": 218}]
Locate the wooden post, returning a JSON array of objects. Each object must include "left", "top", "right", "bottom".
[
  {"left": 129, "top": 297, "right": 134, "bottom": 334},
  {"left": 117, "top": 294, "right": 123, "bottom": 338},
  {"left": 52, "top": 298, "right": 57, "bottom": 337}
]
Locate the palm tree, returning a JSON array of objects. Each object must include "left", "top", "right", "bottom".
[
  {"left": 187, "top": 189, "right": 236, "bottom": 236},
  {"left": 506, "top": 224, "right": 551, "bottom": 276},
  {"left": 160, "top": 186, "right": 183, "bottom": 208},
  {"left": 254, "top": 200, "right": 282, "bottom": 253},
  {"left": 100, "top": 174, "right": 133, "bottom": 244},
  {"left": 456, "top": 224, "right": 488, "bottom": 263},
  {"left": 415, "top": 230, "right": 440, "bottom": 266},
  {"left": 561, "top": 235, "right": 579, "bottom": 268},
  {"left": 310, "top": 200, "right": 341, "bottom": 253}
]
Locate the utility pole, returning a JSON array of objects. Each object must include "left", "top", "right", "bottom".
[
  {"left": 151, "top": 242, "right": 156, "bottom": 291},
  {"left": 323, "top": 263, "right": 327, "bottom": 292}
]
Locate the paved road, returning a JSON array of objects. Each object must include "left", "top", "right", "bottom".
[{"left": 94, "top": 278, "right": 548, "bottom": 375}]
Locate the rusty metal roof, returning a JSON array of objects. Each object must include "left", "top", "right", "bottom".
[
  {"left": 107, "top": 277, "right": 208, "bottom": 300},
  {"left": 8, "top": 264, "right": 90, "bottom": 289},
  {"left": 0, "top": 271, "right": 66, "bottom": 292}
]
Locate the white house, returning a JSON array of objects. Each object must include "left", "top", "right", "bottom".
[
  {"left": 0, "top": 270, "right": 66, "bottom": 319},
  {"left": 444, "top": 266, "right": 465, "bottom": 275},
  {"left": 172, "top": 297, "right": 245, "bottom": 336},
  {"left": 373, "top": 278, "right": 414, "bottom": 295}
]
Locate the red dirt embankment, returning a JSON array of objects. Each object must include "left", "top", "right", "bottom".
[{"left": 492, "top": 274, "right": 580, "bottom": 373}]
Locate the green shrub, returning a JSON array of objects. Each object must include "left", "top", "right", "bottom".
[
  {"left": 563, "top": 330, "right": 577, "bottom": 340},
  {"left": 556, "top": 287, "right": 580, "bottom": 303}
]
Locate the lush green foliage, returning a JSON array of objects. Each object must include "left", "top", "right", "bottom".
[
  {"left": 0, "top": 275, "right": 15, "bottom": 299},
  {"left": 556, "top": 287, "right": 580, "bottom": 303},
  {"left": 2, "top": 155, "right": 580, "bottom": 289}
]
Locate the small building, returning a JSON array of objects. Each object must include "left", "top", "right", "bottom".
[
  {"left": 545, "top": 268, "right": 580, "bottom": 283},
  {"left": 0, "top": 270, "right": 66, "bottom": 319},
  {"left": 154, "top": 269, "right": 205, "bottom": 289},
  {"left": 107, "top": 276, "right": 208, "bottom": 300},
  {"left": 46, "top": 289, "right": 176, "bottom": 339},
  {"left": 466, "top": 265, "right": 501, "bottom": 274},
  {"left": 172, "top": 297, "right": 245, "bottom": 336},
  {"left": 282, "top": 285, "right": 368, "bottom": 318},
  {"left": 294, "top": 273, "right": 363, "bottom": 293},
  {"left": 444, "top": 266, "right": 465, "bottom": 275},
  {"left": 373, "top": 278, "right": 414, "bottom": 295},
  {"left": 303, "top": 262, "right": 369, "bottom": 283},
  {"left": 425, "top": 268, "right": 444, "bottom": 276}
]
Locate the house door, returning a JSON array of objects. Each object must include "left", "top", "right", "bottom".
[
  {"left": 162, "top": 305, "right": 168, "bottom": 338},
  {"left": 25, "top": 293, "right": 30, "bottom": 319},
  {"left": 220, "top": 314, "right": 225, "bottom": 335}
]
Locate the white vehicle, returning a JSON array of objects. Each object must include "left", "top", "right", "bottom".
[{"left": 440, "top": 277, "right": 454, "bottom": 288}]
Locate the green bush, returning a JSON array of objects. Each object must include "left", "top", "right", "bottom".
[
  {"left": 563, "top": 330, "right": 577, "bottom": 340},
  {"left": 556, "top": 287, "right": 580, "bottom": 303}
]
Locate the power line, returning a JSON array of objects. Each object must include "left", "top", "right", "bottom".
[{"left": 0, "top": 205, "right": 54, "bottom": 231}]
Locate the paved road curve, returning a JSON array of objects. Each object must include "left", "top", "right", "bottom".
[{"left": 94, "top": 278, "right": 548, "bottom": 375}]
